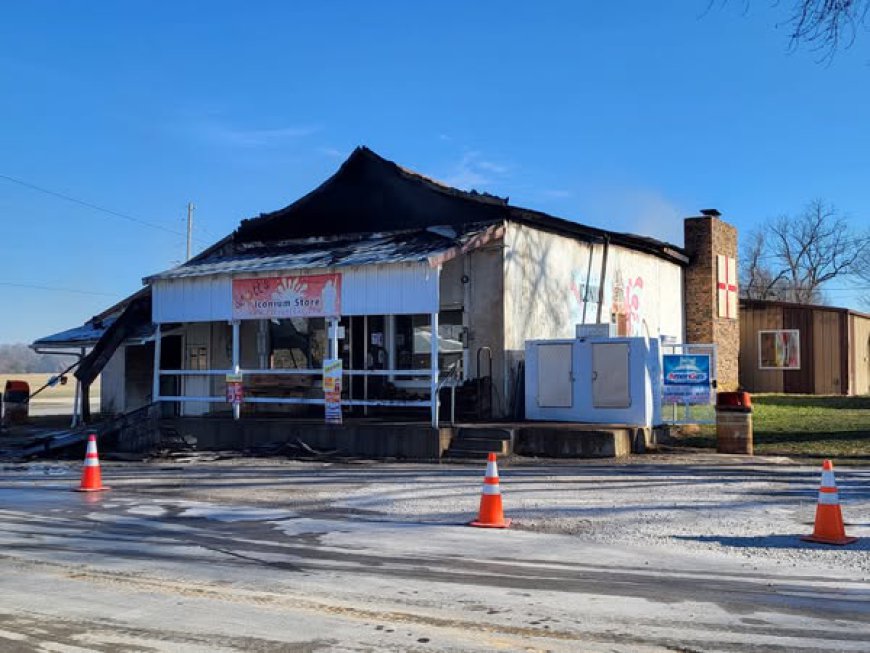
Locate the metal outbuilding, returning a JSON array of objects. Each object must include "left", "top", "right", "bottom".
[{"left": 739, "top": 298, "right": 870, "bottom": 395}]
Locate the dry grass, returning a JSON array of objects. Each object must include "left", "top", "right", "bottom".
[{"left": 0, "top": 373, "right": 101, "bottom": 401}]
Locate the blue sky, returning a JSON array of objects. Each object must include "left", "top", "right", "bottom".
[{"left": 1, "top": 1, "right": 868, "bottom": 343}]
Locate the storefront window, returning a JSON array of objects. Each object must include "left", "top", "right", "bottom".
[
  {"left": 395, "top": 311, "right": 464, "bottom": 375},
  {"left": 269, "top": 318, "right": 327, "bottom": 369}
]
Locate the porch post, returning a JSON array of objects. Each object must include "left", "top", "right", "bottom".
[
  {"left": 257, "top": 319, "right": 268, "bottom": 369},
  {"left": 363, "top": 315, "right": 369, "bottom": 416},
  {"left": 231, "top": 320, "right": 240, "bottom": 420},
  {"left": 386, "top": 315, "right": 395, "bottom": 382},
  {"left": 71, "top": 346, "right": 84, "bottom": 428},
  {"left": 329, "top": 316, "right": 339, "bottom": 360},
  {"left": 152, "top": 323, "right": 162, "bottom": 405},
  {"left": 430, "top": 311, "right": 439, "bottom": 428}
]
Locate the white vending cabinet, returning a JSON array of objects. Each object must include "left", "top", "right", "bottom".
[{"left": 525, "top": 336, "right": 662, "bottom": 426}]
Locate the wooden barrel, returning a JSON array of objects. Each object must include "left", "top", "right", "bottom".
[{"left": 716, "top": 411, "right": 753, "bottom": 455}]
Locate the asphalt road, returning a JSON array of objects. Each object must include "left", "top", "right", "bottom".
[{"left": 0, "top": 460, "right": 868, "bottom": 652}]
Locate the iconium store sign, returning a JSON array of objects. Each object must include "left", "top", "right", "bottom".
[{"left": 232, "top": 273, "right": 342, "bottom": 319}]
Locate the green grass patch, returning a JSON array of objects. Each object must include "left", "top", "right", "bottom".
[{"left": 674, "top": 394, "right": 870, "bottom": 459}]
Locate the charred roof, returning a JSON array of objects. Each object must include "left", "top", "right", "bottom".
[{"left": 233, "top": 147, "right": 688, "bottom": 265}]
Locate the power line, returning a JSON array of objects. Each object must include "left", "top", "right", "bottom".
[
  {"left": 0, "top": 172, "right": 207, "bottom": 242},
  {"left": 0, "top": 281, "right": 117, "bottom": 297}
]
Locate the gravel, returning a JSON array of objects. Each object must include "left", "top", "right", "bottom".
[{"left": 331, "top": 459, "right": 870, "bottom": 576}]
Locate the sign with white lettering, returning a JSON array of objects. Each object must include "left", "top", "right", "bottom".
[
  {"left": 662, "top": 354, "right": 712, "bottom": 405},
  {"left": 232, "top": 274, "right": 341, "bottom": 319}
]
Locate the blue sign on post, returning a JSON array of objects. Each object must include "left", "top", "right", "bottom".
[{"left": 662, "top": 354, "right": 712, "bottom": 404}]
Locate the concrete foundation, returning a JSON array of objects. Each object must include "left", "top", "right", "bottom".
[
  {"left": 515, "top": 424, "right": 635, "bottom": 458},
  {"left": 164, "top": 418, "right": 451, "bottom": 460},
  {"left": 159, "top": 417, "right": 648, "bottom": 461}
]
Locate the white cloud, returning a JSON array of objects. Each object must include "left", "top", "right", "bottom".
[
  {"left": 539, "top": 189, "right": 574, "bottom": 199},
  {"left": 317, "top": 146, "right": 344, "bottom": 158},
  {"left": 619, "top": 190, "right": 686, "bottom": 244},
  {"left": 196, "top": 122, "right": 320, "bottom": 148},
  {"left": 565, "top": 184, "right": 687, "bottom": 245},
  {"left": 441, "top": 151, "right": 511, "bottom": 190}
]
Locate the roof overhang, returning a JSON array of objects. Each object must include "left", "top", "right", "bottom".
[{"left": 143, "top": 222, "right": 502, "bottom": 283}]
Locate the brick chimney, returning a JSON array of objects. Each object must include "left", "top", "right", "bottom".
[{"left": 684, "top": 210, "right": 739, "bottom": 390}]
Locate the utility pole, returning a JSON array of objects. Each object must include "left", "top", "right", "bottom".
[{"left": 186, "top": 202, "right": 195, "bottom": 261}]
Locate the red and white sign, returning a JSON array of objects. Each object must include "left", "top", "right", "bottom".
[
  {"left": 225, "top": 373, "right": 244, "bottom": 404},
  {"left": 717, "top": 255, "right": 737, "bottom": 319},
  {"left": 232, "top": 273, "right": 341, "bottom": 319}
]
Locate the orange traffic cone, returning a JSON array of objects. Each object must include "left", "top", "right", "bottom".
[
  {"left": 75, "top": 434, "right": 109, "bottom": 492},
  {"left": 801, "top": 460, "right": 856, "bottom": 546},
  {"left": 469, "top": 452, "right": 510, "bottom": 528}
]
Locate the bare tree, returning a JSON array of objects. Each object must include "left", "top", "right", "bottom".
[
  {"left": 740, "top": 200, "right": 869, "bottom": 304},
  {"left": 715, "top": 1, "right": 869, "bottom": 58},
  {"left": 854, "top": 247, "right": 870, "bottom": 309},
  {"left": 740, "top": 230, "right": 787, "bottom": 299},
  {"left": 786, "top": 0, "right": 870, "bottom": 55}
]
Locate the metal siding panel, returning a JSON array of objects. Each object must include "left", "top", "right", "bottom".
[
  {"left": 743, "top": 306, "right": 784, "bottom": 393},
  {"left": 813, "top": 312, "right": 831, "bottom": 394},
  {"left": 211, "top": 277, "right": 232, "bottom": 321},
  {"left": 851, "top": 315, "right": 870, "bottom": 395},
  {"left": 155, "top": 263, "right": 438, "bottom": 322},
  {"left": 739, "top": 307, "right": 757, "bottom": 392},
  {"left": 153, "top": 277, "right": 232, "bottom": 323},
  {"left": 840, "top": 312, "right": 849, "bottom": 395},
  {"left": 783, "top": 308, "right": 813, "bottom": 394},
  {"left": 337, "top": 263, "right": 438, "bottom": 315}
]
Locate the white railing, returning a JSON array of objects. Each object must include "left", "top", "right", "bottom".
[{"left": 156, "top": 368, "right": 442, "bottom": 418}]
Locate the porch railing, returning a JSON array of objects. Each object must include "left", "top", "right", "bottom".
[{"left": 155, "top": 367, "right": 452, "bottom": 423}]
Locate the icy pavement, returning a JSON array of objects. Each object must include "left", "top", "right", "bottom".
[
  {"left": 0, "top": 457, "right": 868, "bottom": 652},
  {"left": 329, "top": 460, "right": 870, "bottom": 577}
]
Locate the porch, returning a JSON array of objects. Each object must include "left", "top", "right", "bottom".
[{"left": 152, "top": 415, "right": 650, "bottom": 461}]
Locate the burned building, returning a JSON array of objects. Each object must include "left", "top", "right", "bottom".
[{"left": 34, "top": 148, "right": 738, "bottom": 453}]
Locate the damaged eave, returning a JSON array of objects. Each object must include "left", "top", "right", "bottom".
[
  {"left": 144, "top": 223, "right": 502, "bottom": 282},
  {"left": 426, "top": 223, "right": 506, "bottom": 268},
  {"left": 663, "top": 247, "right": 690, "bottom": 264}
]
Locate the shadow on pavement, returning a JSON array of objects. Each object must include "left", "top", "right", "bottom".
[{"left": 674, "top": 534, "right": 868, "bottom": 551}]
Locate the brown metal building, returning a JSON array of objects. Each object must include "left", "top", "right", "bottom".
[{"left": 739, "top": 299, "right": 870, "bottom": 395}]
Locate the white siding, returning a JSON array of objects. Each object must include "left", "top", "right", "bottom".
[
  {"left": 341, "top": 263, "right": 439, "bottom": 315},
  {"left": 153, "top": 277, "right": 232, "bottom": 323},
  {"left": 504, "top": 223, "right": 684, "bottom": 350},
  {"left": 152, "top": 263, "right": 439, "bottom": 323}
]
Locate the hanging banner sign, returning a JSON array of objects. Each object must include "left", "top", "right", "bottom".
[
  {"left": 225, "top": 373, "right": 244, "bottom": 404},
  {"left": 662, "top": 354, "right": 712, "bottom": 405},
  {"left": 232, "top": 273, "right": 341, "bottom": 319},
  {"left": 323, "top": 359, "right": 343, "bottom": 424},
  {"left": 323, "top": 359, "right": 343, "bottom": 393}
]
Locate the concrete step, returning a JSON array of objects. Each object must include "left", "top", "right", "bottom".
[
  {"left": 447, "top": 437, "right": 509, "bottom": 454},
  {"left": 442, "top": 449, "right": 497, "bottom": 460},
  {"left": 455, "top": 427, "right": 514, "bottom": 441}
]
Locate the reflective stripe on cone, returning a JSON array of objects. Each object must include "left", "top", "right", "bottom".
[{"left": 469, "top": 452, "right": 510, "bottom": 528}]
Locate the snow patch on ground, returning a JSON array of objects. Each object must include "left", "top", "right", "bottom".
[
  {"left": 327, "top": 464, "right": 870, "bottom": 577},
  {"left": 178, "top": 503, "right": 296, "bottom": 522}
]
